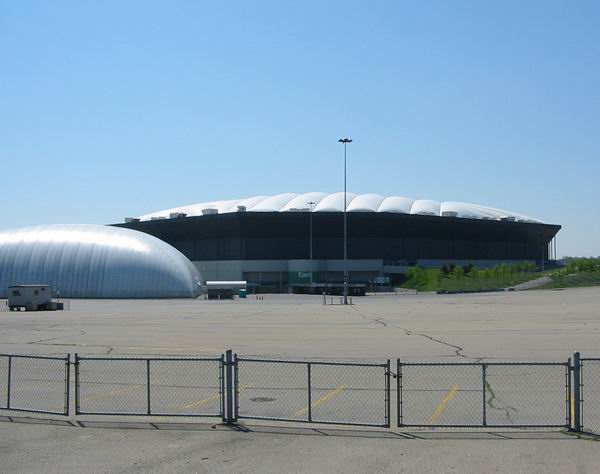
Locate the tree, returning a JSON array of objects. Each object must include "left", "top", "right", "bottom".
[
  {"left": 452, "top": 266, "right": 464, "bottom": 279},
  {"left": 406, "top": 266, "right": 427, "bottom": 288}
]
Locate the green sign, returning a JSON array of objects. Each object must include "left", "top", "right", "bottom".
[{"left": 289, "top": 271, "right": 313, "bottom": 284}]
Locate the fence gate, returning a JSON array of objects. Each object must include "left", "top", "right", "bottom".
[
  {"left": 581, "top": 358, "right": 600, "bottom": 434},
  {"left": 234, "top": 356, "right": 390, "bottom": 427},
  {"left": 0, "top": 353, "right": 70, "bottom": 416},
  {"left": 75, "top": 355, "right": 224, "bottom": 418},
  {"left": 398, "top": 361, "right": 570, "bottom": 428}
]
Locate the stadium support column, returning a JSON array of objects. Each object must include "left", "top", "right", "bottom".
[
  {"left": 540, "top": 234, "right": 545, "bottom": 271},
  {"left": 338, "top": 138, "right": 352, "bottom": 305}
]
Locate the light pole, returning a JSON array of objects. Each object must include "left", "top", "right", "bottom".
[
  {"left": 338, "top": 138, "right": 352, "bottom": 304},
  {"left": 308, "top": 201, "right": 315, "bottom": 285}
]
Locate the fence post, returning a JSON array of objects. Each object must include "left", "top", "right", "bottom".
[
  {"left": 74, "top": 354, "right": 80, "bottom": 415},
  {"left": 225, "top": 349, "right": 234, "bottom": 424},
  {"left": 385, "top": 359, "right": 391, "bottom": 428},
  {"left": 482, "top": 363, "right": 487, "bottom": 427},
  {"left": 220, "top": 354, "right": 226, "bottom": 422},
  {"left": 397, "top": 359, "right": 402, "bottom": 427},
  {"left": 7, "top": 355, "right": 12, "bottom": 410},
  {"left": 64, "top": 354, "right": 70, "bottom": 416},
  {"left": 146, "top": 359, "right": 151, "bottom": 416},
  {"left": 307, "top": 362, "right": 312, "bottom": 422},
  {"left": 233, "top": 353, "right": 239, "bottom": 422},
  {"left": 572, "top": 352, "right": 582, "bottom": 432}
]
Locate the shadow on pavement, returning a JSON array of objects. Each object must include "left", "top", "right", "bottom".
[{"left": 1, "top": 414, "right": 592, "bottom": 440}]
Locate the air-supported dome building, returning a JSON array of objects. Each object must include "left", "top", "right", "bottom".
[
  {"left": 116, "top": 192, "right": 561, "bottom": 291},
  {"left": 0, "top": 225, "right": 202, "bottom": 298}
]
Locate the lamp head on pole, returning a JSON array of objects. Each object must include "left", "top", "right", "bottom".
[{"left": 338, "top": 138, "right": 353, "bottom": 144}]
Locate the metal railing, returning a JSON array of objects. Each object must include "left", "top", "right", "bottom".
[
  {"left": 234, "top": 355, "right": 390, "bottom": 427},
  {"left": 398, "top": 361, "right": 570, "bottom": 428},
  {"left": 0, "top": 354, "right": 69, "bottom": 415},
  {"left": 74, "top": 355, "right": 224, "bottom": 418}
]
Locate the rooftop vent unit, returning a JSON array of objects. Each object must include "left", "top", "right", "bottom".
[
  {"left": 169, "top": 212, "right": 187, "bottom": 219},
  {"left": 441, "top": 211, "right": 458, "bottom": 218},
  {"left": 202, "top": 208, "right": 218, "bottom": 215},
  {"left": 124, "top": 217, "right": 140, "bottom": 223},
  {"left": 500, "top": 216, "right": 516, "bottom": 222},
  {"left": 150, "top": 216, "right": 166, "bottom": 221},
  {"left": 237, "top": 206, "right": 247, "bottom": 212},
  {"left": 481, "top": 217, "right": 494, "bottom": 220},
  {"left": 288, "top": 207, "right": 310, "bottom": 212},
  {"left": 417, "top": 211, "right": 436, "bottom": 216}
]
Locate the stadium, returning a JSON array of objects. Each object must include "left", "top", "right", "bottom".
[{"left": 116, "top": 192, "right": 561, "bottom": 292}]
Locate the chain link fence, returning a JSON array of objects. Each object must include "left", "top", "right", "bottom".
[
  {"left": 0, "top": 350, "right": 598, "bottom": 434},
  {"left": 398, "top": 361, "right": 570, "bottom": 428},
  {"left": 75, "top": 355, "right": 224, "bottom": 418},
  {"left": 581, "top": 358, "right": 600, "bottom": 434},
  {"left": 0, "top": 354, "right": 69, "bottom": 415},
  {"left": 235, "top": 357, "right": 390, "bottom": 427}
]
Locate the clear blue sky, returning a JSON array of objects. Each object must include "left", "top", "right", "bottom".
[{"left": 1, "top": 1, "right": 598, "bottom": 256}]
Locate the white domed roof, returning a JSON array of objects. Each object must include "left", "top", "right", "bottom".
[
  {"left": 0, "top": 225, "right": 202, "bottom": 298},
  {"left": 136, "top": 193, "right": 542, "bottom": 223}
]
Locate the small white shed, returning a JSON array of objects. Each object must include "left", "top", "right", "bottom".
[{"left": 8, "top": 285, "right": 53, "bottom": 311}]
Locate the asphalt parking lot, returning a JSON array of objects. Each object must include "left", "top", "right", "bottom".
[
  {"left": 2, "top": 287, "right": 599, "bottom": 360},
  {"left": 1, "top": 288, "right": 600, "bottom": 472}
]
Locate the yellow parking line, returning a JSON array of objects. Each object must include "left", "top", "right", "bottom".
[
  {"left": 151, "top": 384, "right": 254, "bottom": 420},
  {"left": 294, "top": 384, "right": 347, "bottom": 418},
  {"left": 0, "top": 384, "right": 47, "bottom": 393},
  {"left": 180, "top": 393, "right": 221, "bottom": 411},
  {"left": 179, "top": 384, "right": 253, "bottom": 410},
  {"left": 427, "top": 384, "right": 460, "bottom": 424},
  {"left": 81, "top": 386, "right": 138, "bottom": 403}
]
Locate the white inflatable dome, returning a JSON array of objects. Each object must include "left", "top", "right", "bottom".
[
  {"left": 0, "top": 224, "right": 202, "bottom": 298},
  {"left": 136, "top": 192, "right": 542, "bottom": 223}
]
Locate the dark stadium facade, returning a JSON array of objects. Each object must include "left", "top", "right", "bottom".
[{"left": 115, "top": 210, "right": 560, "bottom": 292}]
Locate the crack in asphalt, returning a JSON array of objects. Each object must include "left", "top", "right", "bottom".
[
  {"left": 349, "top": 306, "right": 490, "bottom": 364},
  {"left": 485, "top": 379, "right": 518, "bottom": 423},
  {"left": 183, "top": 308, "right": 278, "bottom": 321},
  {"left": 0, "top": 326, "right": 116, "bottom": 355},
  {"left": 350, "top": 306, "right": 521, "bottom": 422},
  {"left": 402, "top": 328, "right": 468, "bottom": 359},
  {"left": 350, "top": 306, "right": 477, "bottom": 359},
  {"left": 25, "top": 326, "right": 88, "bottom": 345},
  {"left": 0, "top": 340, "right": 116, "bottom": 355}
]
